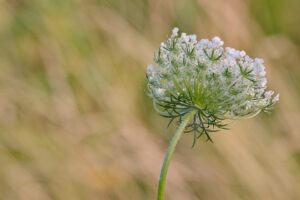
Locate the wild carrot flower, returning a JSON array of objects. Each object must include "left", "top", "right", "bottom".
[
  {"left": 147, "top": 27, "right": 279, "bottom": 142},
  {"left": 146, "top": 28, "right": 279, "bottom": 200}
]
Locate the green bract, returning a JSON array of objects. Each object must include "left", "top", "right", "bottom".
[{"left": 146, "top": 28, "right": 279, "bottom": 143}]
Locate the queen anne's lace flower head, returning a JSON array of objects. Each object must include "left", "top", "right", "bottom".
[{"left": 146, "top": 28, "right": 279, "bottom": 142}]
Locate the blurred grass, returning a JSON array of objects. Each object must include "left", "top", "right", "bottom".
[{"left": 0, "top": 0, "right": 300, "bottom": 199}]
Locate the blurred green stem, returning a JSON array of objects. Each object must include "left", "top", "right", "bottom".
[{"left": 157, "top": 110, "right": 197, "bottom": 200}]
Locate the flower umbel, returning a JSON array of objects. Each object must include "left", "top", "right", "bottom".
[
  {"left": 147, "top": 28, "right": 279, "bottom": 143},
  {"left": 148, "top": 28, "right": 279, "bottom": 200}
]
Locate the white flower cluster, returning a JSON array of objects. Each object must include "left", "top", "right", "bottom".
[{"left": 146, "top": 28, "right": 279, "bottom": 139}]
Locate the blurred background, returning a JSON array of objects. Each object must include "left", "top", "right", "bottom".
[{"left": 0, "top": 0, "right": 300, "bottom": 199}]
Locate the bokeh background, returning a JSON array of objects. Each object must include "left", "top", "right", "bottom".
[{"left": 1, "top": 0, "right": 300, "bottom": 199}]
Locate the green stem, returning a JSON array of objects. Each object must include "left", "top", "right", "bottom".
[{"left": 157, "top": 110, "right": 197, "bottom": 200}]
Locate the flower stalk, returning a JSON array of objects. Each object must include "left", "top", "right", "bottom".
[{"left": 157, "top": 110, "right": 197, "bottom": 200}]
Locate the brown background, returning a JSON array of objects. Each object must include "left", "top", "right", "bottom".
[{"left": 0, "top": 0, "right": 300, "bottom": 199}]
